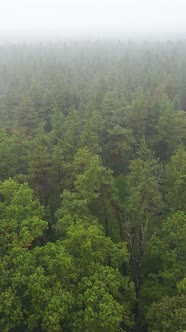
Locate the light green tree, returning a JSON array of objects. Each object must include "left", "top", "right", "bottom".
[{"left": 141, "top": 211, "right": 186, "bottom": 331}]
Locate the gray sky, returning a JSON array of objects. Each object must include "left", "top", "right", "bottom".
[{"left": 0, "top": 0, "right": 186, "bottom": 40}]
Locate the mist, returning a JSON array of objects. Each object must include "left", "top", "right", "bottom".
[{"left": 0, "top": 0, "right": 186, "bottom": 43}]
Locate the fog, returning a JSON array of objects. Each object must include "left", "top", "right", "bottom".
[{"left": 0, "top": 0, "right": 186, "bottom": 42}]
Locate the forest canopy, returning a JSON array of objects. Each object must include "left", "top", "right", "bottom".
[{"left": 0, "top": 40, "right": 186, "bottom": 331}]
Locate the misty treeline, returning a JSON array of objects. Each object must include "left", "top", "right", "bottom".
[{"left": 0, "top": 40, "right": 186, "bottom": 332}]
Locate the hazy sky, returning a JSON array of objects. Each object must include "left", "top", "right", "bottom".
[{"left": 0, "top": 0, "right": 186, "bottom": 40}]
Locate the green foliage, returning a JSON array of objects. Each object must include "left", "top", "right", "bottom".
[
  {"left": 141, "top": 211, "right": 186, "bottom": 331},
  {"left": 0, "top": 179, "right": 135, "bottom": 331},
  {"left": 164, "top": 146, "right": 186, "bottom": 213},
  {"left": 146, "top": 293, "right": 186, "bottom": 332},
  {"left": 0, "top": 178, "right": 47, "bottom": 252},
  {"left": 123, "top": 141, "right": 163, "bottom": 291},
  {"left": 14, "top": 94, "right": 40, "bottom": 136},
  {"left": 57, "top": 147, "right": 113, "bottom": 225},
  {"left": 0, "top": 179, "right": 47, "bottom": 331},
  {"left": 0, "top": 129, "right": 28, "bottom": 180},
  {"left": 1, "top": 41, "right": 186, "bottom": 331},
  {"left": 61, "top": 219, "right": 135, "bottom": 331}
]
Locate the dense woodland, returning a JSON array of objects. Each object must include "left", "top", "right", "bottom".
[{"left": 0, "top": 40, "right": 186, "bottom": 332}]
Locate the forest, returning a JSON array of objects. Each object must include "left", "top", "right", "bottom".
[{"left": 0, "top": 40, "right": 186, "bottom": 332}]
